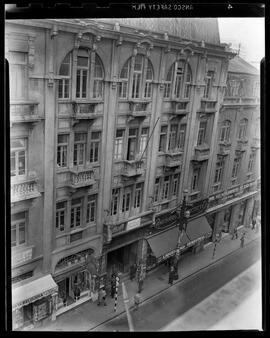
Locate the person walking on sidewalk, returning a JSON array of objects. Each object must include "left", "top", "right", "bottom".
[
  {"left": 97, "top": 287, "right": 107, "bottom": 306},
  {"left": 240, "top": 233, "right": 245, "bottom": 248},
  {"left": 168, "top": 266, "right": 174, "bottom": 286},
  {"left": 130, "top": 263, "right": 137, "bottom": 281},
  {"left": 133, "top": 292, "right": 141, "bottom": 311},
  {"left": 110, "top": 272, "right": 116, "bottom": 299},
  {"left": 231, "top": 227, "right": 238, "bottom": 240}
]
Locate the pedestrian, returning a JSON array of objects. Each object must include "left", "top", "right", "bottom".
[
  {"left": 231, "top": 227, "right": 238, "bottom": 240},
  {"left": 111, "top": 272, "right": 116, "bottom": 298},
  {"left": 240, "top": 234, "right": 245, "bottom": 248},
  {"left": 97, "top": 286, "right": 107, "bottom": 306},
  {"left": 252, "top": 219, "right": 256, "bottom": 230},
  {"left": 63, "top": 294, "right": 67, "bottom": 307},
  {"left": 73, "top": 286, "right": 80, "bottom": 301},
  {"left": 169, "top": 266, "right": 174, "bottom": 286},
  {"left": 134, "top": 292, "right": 141, "bottom": 311},
  {"left": 129, "top": 263, "right": 137, "bottom": 281}
]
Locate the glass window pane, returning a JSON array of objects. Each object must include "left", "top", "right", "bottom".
[{"left": 19, "top": 223, "right": 25, "bottom": 244}]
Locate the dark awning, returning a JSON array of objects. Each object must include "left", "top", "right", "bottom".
[
  {"left": 186, "top": 216, "right": 212, "bottom": 241},
  {"left": 147, "top": 227, "right": 189, "bottom": 258}
]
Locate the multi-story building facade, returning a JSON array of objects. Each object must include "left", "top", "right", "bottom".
[{"left": 6, "top": 18, "right": 260, "bottom": 330}]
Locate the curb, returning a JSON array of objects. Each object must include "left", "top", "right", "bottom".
[{"left": 88, "top": 235, "right": 261, "bottom": 331}]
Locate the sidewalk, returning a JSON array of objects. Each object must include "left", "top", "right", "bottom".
[{"left": 33, "top": 226, "right": 261, "bottom": 331}]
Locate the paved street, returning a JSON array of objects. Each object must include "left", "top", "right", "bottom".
[{"left": 92, "top": 238, "right": 261, "bottom": 331}]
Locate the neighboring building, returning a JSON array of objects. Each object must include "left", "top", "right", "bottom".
[{"left": 6, "top": 18, "right": 260, "bottom": 330}]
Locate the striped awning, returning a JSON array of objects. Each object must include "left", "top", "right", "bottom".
[{"left": 12, "top": 274, "right": 58, "bottom": 310}]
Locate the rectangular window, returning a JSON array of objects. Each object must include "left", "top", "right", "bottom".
[
  {"left": 76, "top": 55, "right": 88, "bottom": 99},
  {"left": 11, "top": 212, "right": 26, "bottom": 247},
  {"left": 184, "top": 71, "right": 191, "bottom": 98},
  {"left": 192, "top": 168, "right": 200, "bottom": 191},
  {"left": 9, "top": 51, "right": 27, "bottom": 100},
  {"left": 159, "top": 126, "right": 168, "bottom": 152},
  {"left": 134, "top": 183, "right": 143, "bottom": 209},
  {"left": 127, "top": 128, "right": 138, "bottom": 161},
  {"left": 172, "top": 174, "right": 180, "bottom": 196},
  {"left": 90, "top": 131, "right": 101, "bottom": 163},
  {"left": 197, "top": 121, "right": 207, "bottom": 146},
  {"left": 11, "top": 139, "right": 27, "bottom": 177},
  {"left": 178, "top": 124, "right": 186, "bottom": 149},
  {"left": 73, "top": 133, "right": 87, "bottom": 166},
  {"left": 154, "top": 178, "right": 160, "bottom": 202},
  {"left": 139, "top": 127, "right": 149, "bottom": 157},
  {"left": 214, "top": 160, "right": 224, "bottom": 184},
  {"left": 57, "top": 134, "right": 69, "bottom": 168},
  {"left": 168, "top": 124, "right": 178, "bottom": 151},
  {"left": 121, "top": 187, "right": 132, "bottom": 213},
  {"left": 86, "top": 195, "right": 97, "bottom": 223},
  {"left": 93, "top": 79, "right": 103, "bottom": 99},
  {"left": 110, "top": 188, "right": 120, "bottom": 215},
  {"left": 70, "top": 198, "right": 82, "bottom": 228},
  {"left": 232, "top": 157, "right": 241, "bottom": 178},
  {"left": 174, "top": 67, "right": 183, "bottom": 98},
  {"left": 162, "top": 176, "right": 170, "bottom": 200},
  {"left": 164, "top": 82, "right": 171, "bottom": 98},
  {"left": 58, "top": 79, "right": 70, "bottom": 99},
  {"left": 248, "top": 151, "right": 256, "bottom": 172},
  {"left": 114, "top": 129, "right": 125, "bottom": 160},
  {"left": 118, "top": 81, "right": 128, "bottom": 99},
  {"left": 204, "top": 71, "right": 214, "bottom": 98},
  {"left": 56, "top": 201, "right": 66, "bottom": 232}
]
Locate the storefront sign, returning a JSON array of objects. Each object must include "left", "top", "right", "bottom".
[
  {"left": 155, "top": 211, "right": 179, "bottom": 229},
  {"left": 126, "top": 217, "right": 141, "bottom": 231},
  {"left": 12, "top": 248, "right": 32, "bottom": 266},
  {"left": 157, "top": 250, "right": 176, "bottom": 263},
  {"left": 187, "top": 198, "right": 209, "bottom": 218}
]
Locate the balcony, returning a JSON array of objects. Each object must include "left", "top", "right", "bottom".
[
  {"left": 163, "top": 151, "right": 183, "bottom": 170},
  {"left": 218, "top": 141, "right": 231, "bottom": 156},
  {"left": 10, "top": 101, "right": 41, "bottom": 125},
  {"left": 192, "top": 145, "right": 210, "bottom": 162},
  {"left": 68, "top": 168, "right": 96, "bottom": 189},
  {"left": 11, "top": 174, "right": 40, "bottom": 203},
  {"left": 223, "top": 96, "right": 259, "bottom": 107},
  {"left": 121, "top": 159, "right": 145, "bottom": 179},
  {"left": 236, "top": 138, "right": 248, "bottom": 152},
  {"left": 199, "top": 99, "right": 217, "bottom": 113},
  {"left": 72, "top": 102, "right": 103, "bottom": 123},
  {"left": 127, "top": 100, "right": 151, "bottom": 119},
  {"left": 12, "top": 246, "right": 34, "bottom": 267},
  {"left": 251, "top": 137, "right": 260, "bottom": 150}
]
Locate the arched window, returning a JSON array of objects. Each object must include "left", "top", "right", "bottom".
[
  {"left": 58, "top": 52, "right": 71, "bottom": 99},
  {"left": 220, "top": 120, "right": 231, "bottom": 142},
  {"left": 58, "top": 49, "right": 104, "bottom": 100},
  {"left": 238, "top": 118, "right": 248, "bottom": 140},
  {"left": 163, "top": 61, "right": 192, "bottom": 99},
  {"left": 118, "top": 54, "right": 154, "bottom": 99}
]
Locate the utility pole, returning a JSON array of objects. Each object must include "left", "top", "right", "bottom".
[{"left": 122, "top": 282, "right": 134, "bottom": 332}]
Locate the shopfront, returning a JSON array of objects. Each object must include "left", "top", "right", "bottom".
[
  {"left": 53, "top": 248, "right": 97, "bottom": 312},
  {"left": 12, "top": 274, "right": 58, "bottom": 330},
  {"left": 145, "top": 216, "right": 212, "bottom": 270}
]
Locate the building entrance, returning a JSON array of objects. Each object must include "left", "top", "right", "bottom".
[{"left": 107, "top": 241, "right": 138, "bottom": 275}]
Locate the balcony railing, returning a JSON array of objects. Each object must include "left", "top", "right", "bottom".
[
  {"left": 11, "top": 175, "right": 40, "bottom": 203},
  {"left": 128, "top": 100, "right": 150, "bottom": 118},
  {"left": 251, "top": 137, "right": 260, "bottom": 149},
  {"left": 223, "top": 96, "right": 259, "bottom": 106},
  {"left": 10, "top": 101, "right": 41, "bottom": 124},
  {"left": 193, "top": 145, "right": 210, "bottom": 161},
  {"left": 68, "top": 169, "right": 96, "bottom": 188},
  {"left": 236, "top": 138, "right": 249, "bottom": 152},
  {"left": 72, "top": 102, "right": 103, "bottom": 120},
  {"left": 218, "top": 142, "right": 231, "bottom": 156},
  {"left": 121, "top": 159, "right": 145, "bottom": 178},
  {"left": 199, "top": 99, "right": 217, "bottom": 113},
  {"left": 164, "top": 151, "right": 183, "bottom": 169}
]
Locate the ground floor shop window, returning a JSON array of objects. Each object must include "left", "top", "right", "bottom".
[
  {"left": 222, "top": 207, "right": 232, "bottom": 232},
  {"left": 33, "top": 298, "right": 51, "bottom": 322}
]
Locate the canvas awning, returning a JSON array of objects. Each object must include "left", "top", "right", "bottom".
[
  {"left": 186, "top": 216, "right": 212, "bottom": 241},
  {"left": 12, "top": 274, "right": 58, "bottom": 310},
  {"left": 147, "top": 227, "right": 189, "bottom": 259}
]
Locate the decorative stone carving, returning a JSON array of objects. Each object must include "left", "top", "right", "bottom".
[
  {"left": 116, "top": 36, "right": 123, "bottom": 46},
  {"left": 50, "top": 24, "right": 58, "bottom": 39}
]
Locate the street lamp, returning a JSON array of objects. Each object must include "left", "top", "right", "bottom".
[{"left": 173, "top": 189, "right": 190, "bottom": 280}]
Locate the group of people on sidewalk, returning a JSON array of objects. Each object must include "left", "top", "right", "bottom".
[{"left": 231, "top": 218, "right": 259, "bottom": 248}]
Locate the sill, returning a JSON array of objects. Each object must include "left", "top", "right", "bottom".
[{"left": 56, "top": 167, "right": 69, "bottom": 173}]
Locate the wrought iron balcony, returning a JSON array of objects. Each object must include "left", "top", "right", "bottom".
[
  {"left": 10, "top": 101, "right": 41, "bottom": 124},
  {"left": 11, "top": 174, "right": 40, "bottom": 203},
  {"left": 218, "top": 141, "right": 231, "bottom": 156},
  {"left": 68, "top": 168, "right": 96, "bottom": 188},
  {"left": 72, "top": 102, "right": 103, "bottom": 121},
  {"left": 192, "top": 145, "right": 210, "bottom": 161},
  {"left": 121, "top": 159, "right": 145, "bottom": 178}
]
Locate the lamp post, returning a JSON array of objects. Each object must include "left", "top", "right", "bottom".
[{"left": 173, "top": 189, "right": 190, "bottom": 280}]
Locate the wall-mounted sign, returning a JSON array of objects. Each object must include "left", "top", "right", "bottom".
[
  {"left": 187, "top": 198, "right": 209, "bottom": 218},
  {"left": 126, "top": 217, "right": 141, "bottom": 231},
  {"left": 12, "top": 248, "right": 33, "bottom": 266},
  {"left": 155, "top": 211, "right": 179, "bottom": 229}
]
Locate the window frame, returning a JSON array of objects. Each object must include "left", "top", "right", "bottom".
[
  {"left": 197, "top": 120, "right": 207, "bottom": 146},
  {"left": 11, "top": 138, "right": 27, "bottom": 178},
  {"left": 56, "top": 201, "right": 66, "bottom": 232},
  {"left": 57, "top": 134, "right": 69, "bottom": 168},
  {"left": 11, "top": 212, "right": 26, "bottom": 247},
  {"left": 89, "top": 131, "right": 101, "bottom": 163},
  {"left": 73, "top": 132, "right": 87, "bottom": 166},
  {"left": 86, "top": 194, "right": 97, "bottom": 224},
  {"left": 70, "top": 198, "right": 82, "bottom": 229},
  {"left": 220, "top": 120, "right": 231, "bottom": 143}
]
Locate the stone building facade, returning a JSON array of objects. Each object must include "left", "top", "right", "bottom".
[{"left": 6, "top": 18, "right": 260, "bottom": 329}]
